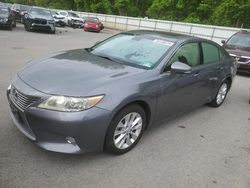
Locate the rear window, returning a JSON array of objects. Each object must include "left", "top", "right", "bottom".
[{"left": 202, "top": 42, "right": 220, "bottom": 64}]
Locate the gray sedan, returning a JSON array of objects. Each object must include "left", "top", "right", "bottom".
[{"left": 7, "top": 30, "right": 237, "bottom": 155}]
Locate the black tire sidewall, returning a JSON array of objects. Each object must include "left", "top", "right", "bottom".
[{"left": 105, "top": 104, "right": 146, "bottom": 155}]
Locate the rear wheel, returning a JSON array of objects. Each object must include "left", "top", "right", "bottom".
[
  {"left": 105, "top": 105, "right": 146, "bottom": 155},
  {"left": 12, "top": 19, "right": 16, "bottom": 27},
  {"left": 209, "top": 81, "right": 229, "bottom": 107}
]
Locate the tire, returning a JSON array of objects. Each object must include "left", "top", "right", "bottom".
[
  {"left": 12, "top": 19, "right": 16, "bottom": 27},
  {"left": 8, "top": 23, "right": 12, "bottom": 30},
  {"left": 209, "top": 81, "right": 229, "bottom": 107},
  {"left": 105, "top": 104, "right": 146, "bottom": 155},
  {"left": 24, "top": 22, "right": 30, "bottom": 31}
]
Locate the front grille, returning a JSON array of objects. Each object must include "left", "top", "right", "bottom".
[
  {"left": 10, "top": 87, "right": 40, "bottom": 111},
  {"left": 34, "top": 19, "right": 47, "bottom": 25},
  {"left": 230, "top": 54, "right": 250, "bottom": 63},
  {"left": 239, "top": 56, "right": 250, "bottom": 62}
]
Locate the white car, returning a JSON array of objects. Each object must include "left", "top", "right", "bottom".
[
  {"left": 58, "top": 10, "right": 84, "bottom": 28},
  {"left": 51, "top": 11, "right": 66, "bottom": 27}
]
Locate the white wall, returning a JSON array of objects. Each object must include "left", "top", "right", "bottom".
[{"left": 76, "top": 11, "right": 243, "bottom": 44}]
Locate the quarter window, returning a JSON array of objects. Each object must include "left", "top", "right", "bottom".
[{"left": 202, "top": 42, "right": 220, "bottom": 64}]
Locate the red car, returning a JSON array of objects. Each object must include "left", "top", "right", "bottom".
[{"left": 83, "top": 17, "right": 104, "bottom": 32}]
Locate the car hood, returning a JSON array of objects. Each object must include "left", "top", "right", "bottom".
[
  {"left": 225, "top": 48, "right": 250, "bottom": 57},
  {"left": 86, "top": 22, "right": 98, "bottom": 25},
  {"left": 71, "top": 17, "right": 82, "bottom": 21},
  {"left": 30, "top": 15, "right": 53, "bottom": 20},
  {"left": 18, "top": 49, "right": 145, "bottom": 96}
]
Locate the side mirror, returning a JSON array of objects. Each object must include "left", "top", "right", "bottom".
[
  {"left": 221, "top": 40, "right": 226, "bottom": 44},
  {"left": 24, "top": 13, "right": 28, "bottom": 19},
  {"left": 171, "top": 61, "right": 191, "bottom": 74}
]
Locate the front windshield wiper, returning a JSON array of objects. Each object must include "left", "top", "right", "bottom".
[
  {"left": 96, "top": 54, "right": 116, "bottom": 62},
  {"left": 85, "top": 48, "right": 93, "bottom": 52}
]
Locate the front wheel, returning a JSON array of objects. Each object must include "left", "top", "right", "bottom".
[
  {"left": 24, "top": 22, "right": 30, "bottom": 31},
  {"left": 105, "top": 104, "right": 146, "bottom": 155},
  {"left": 209, "top": 81, "right": 229, "bottom": 107}
]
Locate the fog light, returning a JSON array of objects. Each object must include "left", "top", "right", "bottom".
[{"left": 66, "top": 136, "right": 76, "bottom": 145}]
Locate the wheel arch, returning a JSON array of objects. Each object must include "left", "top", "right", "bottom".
[{"left": 103, "top": 99, "right": 152, "bottom": 151}]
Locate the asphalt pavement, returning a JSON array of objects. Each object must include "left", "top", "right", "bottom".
[{"left": 0, "top": 24, "right": 250, "bottom": 188}]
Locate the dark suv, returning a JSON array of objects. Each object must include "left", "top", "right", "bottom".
[
  {"left": 0, "top": 4, "right": 16, "bottom": 30},
  {"left": 23, "top": 7, "right": 56, "bottom": 33},
  {"left": 222, "top": 30, "right": 250, "bottom": 74}
]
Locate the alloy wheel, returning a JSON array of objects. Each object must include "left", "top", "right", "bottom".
[
  {"left": 216, "top": 83, "right": 228, "bottom": 105},
  {"left": 113, "top": 112, "right": 143, "bottom": 150}
]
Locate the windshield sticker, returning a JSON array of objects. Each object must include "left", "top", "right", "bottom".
[{"left": 153, "top": 39, "right": 174, "bottom": 46}]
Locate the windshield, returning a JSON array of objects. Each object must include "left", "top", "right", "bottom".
[
  {"left": 91, "top": 33, "right": 174, "bottom": 68},
  {"left": 30, "top": 8, "right": 52, "bottom": 18},
  {"left": 69, "top": 12, "right": 79, "bottom": 18},
  {"left": 0, "top": 8, "right": 9, "bottom": 16},
  {"left": 227, "top": 33, "right": 250, "bottom": 48},
  {"left": 20, "top": 5, "right": 30, "bottom": 12},
  {"left": 86, "top": 18, "right": 98, "bottom": 23},
  {"left": 59, "top": 11, "right": 67, "bottom": 16}
]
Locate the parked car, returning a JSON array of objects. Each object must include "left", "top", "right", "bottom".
[
  {"left": 84, "top": 17, "right": 104, "bottom": 32},
  {"left": 222, "top": 30, "right": 250, "bottom": 74},
  {"left": 11, "top": 4, "right": 31, "bottom": 23},
  {"left": 51, "top": 10, "right": 66, "bottom": 27},
  {"left": 7, "top": 30, "right": 236, "bottom": 155},
  {"left": 0, "top": 5, "right": 16, "bottom": 30},
  {"left": 68, "top": 12, "right": 84, "bottom": 28},
  {"left": 58, "top": 10, "right": 83, "bottom": 28},
  {"left": 23, "top": 7, "right": 56, "bottom": 34}
]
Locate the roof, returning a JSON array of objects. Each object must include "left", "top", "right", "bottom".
[{"left": 125, "top": 30, "right": 197, "bottom": 42}]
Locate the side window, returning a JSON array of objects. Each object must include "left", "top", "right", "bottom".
[
  {"left": 168, "top": 43, "right": 200, "bottom": 67},
  {"left": 202, "top": 42, "right": 220, "bottom": 64}
]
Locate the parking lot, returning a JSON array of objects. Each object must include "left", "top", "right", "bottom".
[{"left": 0, "top": 24, "right": 250, "bottom": 188}]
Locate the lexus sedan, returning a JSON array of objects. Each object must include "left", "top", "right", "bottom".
[
  {"left": 7, "top": 30, "right": 236, "bottom": 155},
  {"left": 222, "top": 30, "right": 250, "bottom": 74},
  {"left": 23, "top": 7, "right": 55, "bottom": 33}
]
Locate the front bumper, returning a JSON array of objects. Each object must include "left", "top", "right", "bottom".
[
  {"left": 84, "top": 26, "right": 100, "bottom": 32},
  {"left": 237, "top": 61, "right": 250, "bottom": 74},
  {"left": 0, "top": 19, "right": 11, "bottom": 27},
  {"left": 7, "top": 76, "right": 112, "bottom": 154},
  {"left": 29, "top": 20, "right": 56, "bottom": 32}
]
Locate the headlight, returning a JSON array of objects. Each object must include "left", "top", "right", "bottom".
[
  {"left": 95, "top": 25, "right": 98, "bottom": 28},
  {"left": 7, "top": 84, "right": 11, "bottom": 91},
  {"left": 85, "top": 23, "right": 88, "bottom": 27},
  {"left": 4, "top": 18, "right": 8, "bottom": 22},
  {"left": 38, "top": 95, "right": 104, "bottom": 112}
]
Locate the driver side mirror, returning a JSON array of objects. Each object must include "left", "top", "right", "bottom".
[
  {"left": 170, "top": 61, "right": 191, "bottom": 74},
  {"left": 24, "top": 13, "right": 28, "bottom": 19}
]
